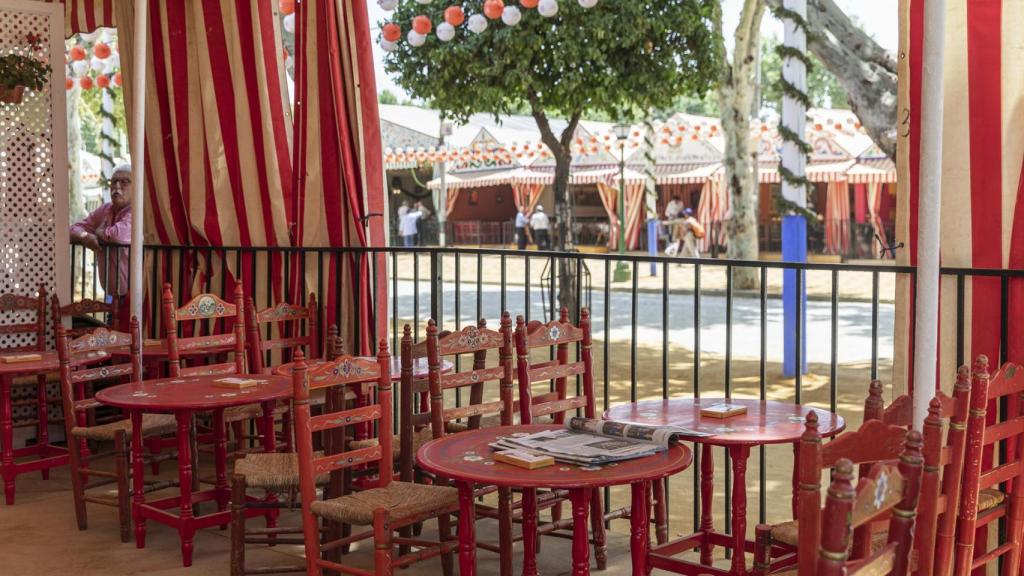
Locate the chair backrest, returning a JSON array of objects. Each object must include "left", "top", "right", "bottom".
[
  {"left": 396, "top": 323, "right": 449, "bottom": 483},
  {"left": 162, "top": 282, "right": 247, "bottom": 377},
  {"left": 426, "top": 314, "right": 514, "bottom": 440},
  {"left": 293, "top": 345, "right": 392, "bottom": 503},
  {"left": 56, "top": 321, "right": 142, "bottom": 434},
  {"left": 815, "top": 438, "right": 923, "bottom": 576},
  {"left": 514, "top": 307, "right": 595, "bottom": 424},
  {"left": 51, "top": 294, "right": 117, "bottom": 343},
  {"left": 245, "top": 294, "right": 320, "bottom": 373},
  {"left": 955, "top": 356, "right": 1024, "bottom": 574},
  {"left": 0, "top": 287, "right": 46, "bottom": 353}
]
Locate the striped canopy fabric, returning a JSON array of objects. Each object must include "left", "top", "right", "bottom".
[
  {"left": 895, "top": 0, "right": 1024, "bottom": 392},
  {"left": 823, "top": 180, "right": 851, "bottom": 256}
]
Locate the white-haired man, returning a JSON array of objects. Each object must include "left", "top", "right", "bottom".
[{"left": 70, "top": 164, "right": 133, "bottom": 331}]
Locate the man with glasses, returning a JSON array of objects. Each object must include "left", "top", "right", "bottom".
[{"left": 70, "top": 164, "right": 133, "bottom": 331}]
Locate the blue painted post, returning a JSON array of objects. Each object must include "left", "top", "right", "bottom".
[
  {"left": 647, "top": 218, "right": 659, "bottom": 276},
  {"left": 782, "top": 214, "right": 807, "bottom": 377}
]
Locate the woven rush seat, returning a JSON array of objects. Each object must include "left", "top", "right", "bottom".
[
  {"left": 309, "top": 481, "right": 458, "bottom": 526},
  {"left": 223, "top": 401, "right": 289, "bottom": 423},
  {"left": 72, "top": 413, "right": 177, "bottom": 442},
  {"left": 234, "top": 452, "right": 328, "bottom": 491},
  {"left": 977, "top": 488, "right": 1006, "bottom": 513}
]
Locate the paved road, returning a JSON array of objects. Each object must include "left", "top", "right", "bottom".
[{"left": 393, "top": 280, "right": 895, "bottom": 364}]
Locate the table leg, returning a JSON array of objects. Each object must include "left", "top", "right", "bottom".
[
  {"left": 570, "top": 488, "right": 591, "bottom": 576},
  {"left": 260, "top": 401, "right": 279, "bottom": 533},
  {"left": 176, "top": 410, "right": 196, "bottom": 567},
  {"left": 457, "top": 481, "right": 477, "bottom": 576},
  {"left": 729, "top": 445, "right": 751, "bottom": 576},
  {"left": 36, "top": 374, "right": 49, "bottom": 480},
  {"left": 213, "top": 409, "right": 228, "bottom": 524},
  {"left": 130, "top": 410, "right": 146, "bottom": 548},
  {"left": 521, "top": 488, "right": 539, "bottom": 576},
  {"left": 699, "top": 443, "right": 714, "bottom": 565},
  {"left": 630, "top": 482, "right": 651, "bottom": 576},
  {"left": 0, "top": 375, "right": 14, "bottom": 505}
]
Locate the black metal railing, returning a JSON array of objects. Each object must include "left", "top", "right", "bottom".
[{"left": 70, "top": 242, "right": 1023, "bottom": 538}]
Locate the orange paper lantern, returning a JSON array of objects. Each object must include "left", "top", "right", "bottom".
[
  {"left": 64, "top": 78, "right": 73, "bottom": 90},
  {"left": 521, "top": 0, "right": 539, "bottom": 7},
  {"left": 92, "top": 42, "right": 111, "bottom": 59},
  {"left": 413, "top": 15, "right": 432, "bottom": 35},
  {"left": 70, "top": 46, "right": 87, "bottom": 61},
  {"left": 96, "top": 74, "right": 111, "bottom": 88},
  {"left": 113, "top": 72, "right": 122, "bottom": 86},
  {"left": 484, "top": 0, "right": 505, "bottom": 19},
  {"left": 79, "top": 76, "right": 94, "bottom": 90},
  {"left": 444, "top": 6, "right": 466, "bottom": 26},
  {"left": 382, "top": 22, "right": 401, "bottom": 42},
  {"left": 279, "top": 0, "right": 295, "bottom": 15}
]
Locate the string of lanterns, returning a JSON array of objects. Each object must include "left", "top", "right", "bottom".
[
  {"left": 64, "top": 36, "right": 121, "bottom": 92},
  {"left": 377, "top": 0, "right": 600, "bottom": 52}
]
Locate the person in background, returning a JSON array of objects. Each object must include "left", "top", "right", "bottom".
[
  {"left": 515, "top": 208, "right": 533, "bottom": 250},
  {"left": 70, "top": 163, "right": 133, "bottom": 332},
  {"left": 678, "top": 207, "right": 704, "bottom": 258},
  {"left": 664, "top": 195, "right": 683, "bottom": 221},
  {"left": 399, "top": 205, "right": 423, "bottom": 247},
  {"left": 530, "top": 205, "right": 550, "bottom": 249},
  {"left": 397, "top": 199, "right": 411, "bottom": 220}
]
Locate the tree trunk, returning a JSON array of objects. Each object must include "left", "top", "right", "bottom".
[
  {"left": 765, "top": 0, "right": 897, "bottom": 159},
  {"left": 716, "top": 0, "right": 764, "bottom": 289}
]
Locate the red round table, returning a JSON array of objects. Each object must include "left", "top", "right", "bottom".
[
  {"left": 605, "top": 398, "right": 845, "bottom": 576},
  {"left": 417, "top": 424, "right": 693, "bottom": 576},
  {"left": 0, "top": 349, "right": 108, "bottom": 504},
  {"left": 96, "top": 374, "right": 292, "bottom": 567},
  {"left": 272, "top": 356, "right": 450, "bottom": 379}
]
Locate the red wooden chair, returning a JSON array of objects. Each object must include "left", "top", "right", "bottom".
[
  {"left": 954, "top": 356, "right": 1024, "bottom": 575},
  {"left": 56, "top": 320, "right": 177, "bottom": 542},
  {"left": 424, "top": 315, "right": 518, "bottom": 576},
  {"left": 245, "top": 294, "right": 320, "bottom": 374},
  {"left": 514, "top": 308, "right": 609, "bottom": 569},
  {"left": 51, "top": 294, "right": 117, "bottom": 342},
  {"left": 293, "top": 345, "right": 459, "bottom": 576},
  {"left": 753, "top": 410, "right": 913, "bottom": 574}
]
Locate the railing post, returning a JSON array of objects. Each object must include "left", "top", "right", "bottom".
[{"left": 430, "top": 250, "right": 441, "bottom": 324}]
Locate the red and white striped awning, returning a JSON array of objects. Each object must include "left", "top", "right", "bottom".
[
  {"left": 657, "top": 163, "right": 722, "bottom": 185},
  {"left": 847, "top": 158, "right": 897, "bottom": 184}
]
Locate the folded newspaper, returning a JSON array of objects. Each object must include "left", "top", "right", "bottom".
[{"left": 490, "top": 418, "right": 711, "bottom": 465}]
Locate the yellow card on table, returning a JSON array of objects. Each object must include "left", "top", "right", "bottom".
[
  {"left": 213, "top": 377, "right": 262, "bottom": 389},
  {"left": 699, "top": 403, "right": 748, "bottom": 419},
  {"left": 0, "top": 353, "right": 42, "bottom": 364},
  {"left": 492, "top": 449, "right": 555, "bottom": 470}
]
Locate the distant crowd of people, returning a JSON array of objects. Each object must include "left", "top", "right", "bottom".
[
  {"left": 664, "top": 195, "right": 704, "bottom": 258},
  {"left": 396, "top": 200, "right": 432, "bottom": 247},
  {"left": 515, "top": 206, "right": 550, "bottom": 250}
]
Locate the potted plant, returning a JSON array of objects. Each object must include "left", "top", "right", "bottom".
[{"left": 0, "top": 34, "right": 51, "bottom": 104}]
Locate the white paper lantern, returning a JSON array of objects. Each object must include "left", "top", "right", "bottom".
[
  {"left": 103, "top": 60, "right": 117, "bottom": 74},
  {"left": 578, "top": 0, "right": 598, "bottom": 7},
  {"left": 538, "top": 0, "right": 559, "bottom": 18},
  {"left": 380, "top": 38, "right": 398, "bottom": 52},
  {"left": 436, "top": 22, "right": 456, "bottom": 42},
  {"left": 414, "top": 0, "right": 432, "bottom": 4},
  {"left": 467, "top": 13, "right": 488, "bottom": 34},
  {"left": 283, "top": 13, "right": 295, "bottom": 33},
  {"left": 71, "top": 60, "right": 89, "bottom": 77},
  {"left": 378, "top": 0, "right": 398, "bottom": 9},
  {"left": 79, "top": 30, "right": 101, "bottom": 43},
  {"left": 501, "top": 6, "right": 522, "bottom": 26},
  {"left": 110, "top": 53, "right": 121, "bottom": 68},
  {"left": 407, "top": 30, "right": 426, "bottom": 47},
  {"left": 90, "top": 56, "right": 105, "bottom": 72}
]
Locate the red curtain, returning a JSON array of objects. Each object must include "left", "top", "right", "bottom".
[{"left": 823, "top": 180, "right": 850, "bottom": 255}]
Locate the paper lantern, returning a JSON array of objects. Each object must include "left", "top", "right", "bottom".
[
  {"left": 407, "top": 30, "right": 426, "bottom": 47},
  {"left": 444, "top": 6, "right": 465, "bottom": 26},
  {"left": 484, "top": 0, "right": 505, "bottom": 19},
  {"left": 382, "top": 22, "right": 401, "bottom": 42},
  {"left": 378, "top": 0, "right": 399, "bottom": 10},
  {"left": 413, "top": 15, "right": 432, "bottom": 35},
  {"left": 467, "top": 14, "right": 488, "bottom": 33},
  {"left": 64, "top": 78, "right": 73, "bottom": 90},
  {"left": 578, "top": 0, "right": 598, "bottom": 7},
  {"left": 501, "top": 6, "right": 522, "bottom": 25},
  {"left": 69, "top": 45, "right": 87, "bottom": 61},
  {"left": 92, "top": 42, "right": 111, "bottom": 59},
  {"left": 380, "top": 38, "right": 398, "bottom": 52},
  {"left": 283, "top": 13, "right": 295, "bottom": 33},
  {"left": 71, "top": 60, "right": 89, "bottom": 76},
  {"left": 79, "top": 76, "right": 94, "bottom": 90},
  {"left": 436, "top": 22, "right": 456, "bottom": 42},
  {"left": 279, "top": 0, "right": 295, "bottom": 15},
  {"left": 538, "top": 0, "right": 558, "bottom": 17},
  {"left": 90, "top": 57, "right": 104, "bottom": 71},
  {"left": 96, "top": 74, "right": 111, "bottom": 89},
  {"left": 113, "top": 72, "right": 122, "bottom": 86},
  {"left": 521, "top": 0, "right": 539, "bottom": 7}
]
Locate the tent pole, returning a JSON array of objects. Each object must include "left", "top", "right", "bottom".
[
  {"left": 129, "top": 0, "right": 148, "bottom": 358},
  {"left": 912, "top": 0, "right": 947, "bottom": 430}
]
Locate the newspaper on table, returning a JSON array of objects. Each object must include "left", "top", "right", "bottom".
[{"left": 490, "top": 417, "right": 711, "bottom": 466}]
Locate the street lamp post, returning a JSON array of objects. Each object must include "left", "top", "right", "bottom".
[{"left": 613, "top": 123, "right": 631, "bottom": 282}]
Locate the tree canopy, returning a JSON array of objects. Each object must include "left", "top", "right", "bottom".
[
  {"left": 759, "top": 35, "right": 848, "bottom": 112},
  {"left": 382, "top": 1, "right": 721, "bottom": 124}
]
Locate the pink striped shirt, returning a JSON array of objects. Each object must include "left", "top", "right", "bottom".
[{"left": 70, "top": 202, "right": 132, "bottom": 296}]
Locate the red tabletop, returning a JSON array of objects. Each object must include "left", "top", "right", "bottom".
[
  {"left": 273, "top": 356, "right": 452, "bottom": 380},
  {"left": 604, "top": 398, "right": 846, "bottom": 446},
  {"left": 95, "top": 374, "right": 292, "bottom": 411},
  {"left": 417, "top": 424, "right": 693, "bottom": 489},
  {"left": 0, "top": 350, "right": 108, "bottom": 376}
]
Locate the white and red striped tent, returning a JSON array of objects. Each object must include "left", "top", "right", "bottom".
[{"left": 894, "top": 0, "right": 1024, "bottom": 395}]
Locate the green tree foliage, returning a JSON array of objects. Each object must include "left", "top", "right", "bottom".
[
  {"left": 78, "top": 86, "right": 126, "bottom": 157},
  {"left": 378, "top": 89, "right": 400, "bottom": 105},
  {"left": 759, "top": 35, "right": 847, "bottom": 112}
]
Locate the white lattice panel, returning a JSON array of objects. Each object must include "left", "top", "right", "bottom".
[{"left": 0, "top": 0, "right": 68, "bottom": 353}]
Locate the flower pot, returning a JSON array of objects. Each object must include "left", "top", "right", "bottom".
[{"left": 0, "top": 86, "right": 25, "bottom": 104}]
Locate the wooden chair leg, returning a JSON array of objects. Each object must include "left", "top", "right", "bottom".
[
  {"left": 146, "top": 436, "right": 163, "bottom": 475},
  {"left": 281, "top": 407, "right": 293, "bottom": 453},
  {"left": 232, "top": 421, "right": 246, "bottom": 453},
  {"left": 438, "top": 513, "right": 455, "bottom": 576},
  {"left": 230, "top": 475, "right": 247, "bottom": 576},
  {"left": 753, "top": 524, "right": 772, "bottom": 576},
  {"left": 67, "top": 432, "right": 88, "bottom": 531},
  {"left": 653, "top": 478, "right": 668, "bottom": 545},
  {"left": 589, "top": 486, "right": 608, "bottom": 570},
  {"left": 374, "top": 509, "right": 394, "bottom": 576},
  {"left": 36, "top": 375, "right": 49, "bottom": 480},
  {"left": 114, "top": 430, "right": 131, "bottom": 543},
  {"left": 498, "top": 487, "right": 513, "bottom": 576}
]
